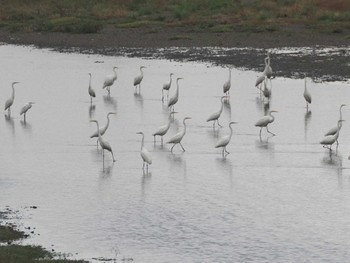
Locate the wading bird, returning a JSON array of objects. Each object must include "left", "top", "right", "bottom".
[
  {"left": 162, "top": 73, "right": 174, "bottom": 102},
  {"left": 167, "top": 117, "right": 191, "bottom": 152},
  {"left": 263, "top": 53, "right": 272, "bottom": 79},
  {"left": 215, "top": 121, "right": 237, "bottom": 156},
  {"left": 325, "top": 104, "right": 346, "bottom": 137},
  {"left": 90, "top": 112, "right": 116, "bottom": 146},
  {"left": 134, "top": 66, "right": 146, "bottom": 93},
  {"left": 255, "top": 110, "right": 278, "bottom": 136},
  {"left": 261, "top": 76, "right": 271, "bottom": 102},
  {"left": 136, "top": 132, "right": 152, "bottom": 172},
  {"left": 320, "top": 120, "right": 344, "bottom": 151},
  {"left": 303, "top": 76, "right": 311, "bottom": 111},
  {"left": 90, "top": 120, "right": 116, "bottom": 162},
  {"left": 168, "top": 77, "right": 183, "bottom": 111},
  {"left": 102, "top": 66, "right": 118, "bottom": 94},
  {"left": 223, "top": 68, "right": 231, "bottom": 96},
  {"left": 88, "top": 73, "right": 96, "bottom": 103},
  {"left": 4, "top": 82, "right": 19, "bottom": 115},
  {"left": 207, "top": 96, "right": 226, "bottom": 128},
  {"left": 20, "top": 102, "right": 35, "bottom": 122},
  {"left": 255, "top": 74, "right": 265, "bottom": 91},
  {"left": 152, "top": 111, "right": 177, "bottom": 144}
]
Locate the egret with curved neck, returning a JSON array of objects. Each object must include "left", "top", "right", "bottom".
[
  {"left": 303, "top": 76, "right": 311, "bottom": 111},
  {"left": 134, "top": 66, "right": 146, "bottom": 93},
  {"left": 4, "top": 82, "right": 19, "bottom": 116},
  {"left": 153, "top": 111, "right": 177, "bottom": 144},
  {"left": 162, "top": 73, "right": 174, "bottom": 102},
  {"left": 215, "top": 121, "right": 237, "bottom": 156},
  {"left": 90, "top": 120, "right": 116, "bottom": 162},
  {"left": 102, "top": 66, "right": 118, "bottom": 94},
  {"left": 168, "top": 77, "right": 183, "bottom": 111},
  {"left": 90, "top": 112, "right": 116, "bottom": 146},
  {"left": 207, "top": 96, "right": 226, "bottom": 128},
  {"left": 325, "top": 104, "right": 346, "bottom": 137},
  {"left": 255, "top": 110, "right": 278, "bottom": 136},
  {"left": 320, "top": 120, "right": 345, "bottom": 151},
  {"left": 136, "top": 132, "right": 152, "bottom": 172},
  {"left": 20, "top": 102, "right": 35, "bottom": 122},
  {"left": 88, "top": 73, "right": 96, "bottom": 103},
  {"left": 167, "top": 117, "right": 191, "bottom": 152},
  {"left": 223, "top": 68, "right": 231, "bottom": 96}
]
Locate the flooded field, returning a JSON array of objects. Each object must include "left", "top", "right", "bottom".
[{"left": 0, "top": 45, "right": 350, "bottom": 262}]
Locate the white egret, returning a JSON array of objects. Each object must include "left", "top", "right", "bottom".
[
  {"left": 152, "top": 111, "right": 177, "bottom": 144},
  {"left": 162, "top": 73, "right": 174, "bottom": 102},
  {"left": 90, "top": 120, "right": 116, "bottom": 162},
  {"left": 261, "top": 76, "right": 271, "bottom": 101},
  {"left": 90, "top": 112, "right": 116, "bottom": 146},
  {"left": 102, "top": 66, "right": 118, "bottom": 94},
  {"left": 136, "top": 132, "right": 152, "bottom": 172},
  {"left": 325, "top": 104, "right": 346, "bottom": 136},
  {"left": 20, "top": 102, "right": 35, "bottom": 122},
  {"left": 88, "top": 73, "right": 96, "bottom": 103},
  {"left": 4, "top": 82, "right": 19, "bottom": 115},
  {"left": 207, "top": 96, "right": 226, "bottom": 128},
  {"left": 167, "top": 117, "right": 191, "bottom": 152},
  {"left": 134, "top": 66, "right": 146, "bottom": 92},
  {"left": 320, "top": 120, "right": 344, "bottom": 151},
  {"left": 255, "top": 74, "right": 265, "bottom": 90},
  {"left": 168, "top": 77, "right": 183, "bottom": 111},
  {"left": 303, "top": 76, "right": 311, "bottom": 110},
  {"left": 255, "top": 110, "right": 278, "bottom": 136},
  {"left": 215, "top": 121, "right": 237, "bottom": 156},
  {"left": 223, "top": 68, "right": 231, "bottom": 96},
  {"left": 263, "top": 53, "right": 273, "bottom": 79}
]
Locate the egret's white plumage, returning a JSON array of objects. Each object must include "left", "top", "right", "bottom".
[
  {"left": 162, "top": 73, "right": 174, "bottom": 102},
  {"left": 20, "top": 102, "right": 35, "bottom": 122},
  {"left": 90, "top": 120, "right": 116, "bottom": 162},
  {"left": 90, "top": 112, "right": 116, "bottom": 145},
  {"left": 223, "top": 68, "right": 231, "bottom": 96},
  {"left": 207, "top": 96, "right": 226, "bottom": 127},
  {"left": 136, "top": 132, "right": 152, "bottom": 172},
  {"left": 320, "top": 120, "right": 344, "bottom": 151},
  {"left": 325, "top": 104, "right": 346, "bottom": 136},
  {"left": 167, "top": 117, "right": 191, "bottom": 152},
  {"left": 168, "top": 77, "right": 183, "bottom": 111},
  {"left": 215, "top": 121, "right": 237, "bottom": 156},
  {"left": 255, "top": 74, "right": 265, "bottom": 90},
  {"left": 134, "top": 66, "right": 146, "bottom": 92},
  {"left": 261, "top": 76, "right": 271, "bottom": 101},
  {"left": 255, "top": 110, "right": 278, "bottom": 136},
  {"left": 4, "top": 82, "right": 19, "bottom": 115},
  {"left": 88, "top": 73, "right": 96, "bottom": 103},
  {"left": 303, "top": 76, "right": 311, "bottom": 110},
  {"left": 263, "top": 54, "right": 272, "bottom": 79},
  {"left": 152, "top": 111, "right": 177, "bottom": 144},
  {"left": 102, "top": 66, "right": 118, "bottom": 94}
]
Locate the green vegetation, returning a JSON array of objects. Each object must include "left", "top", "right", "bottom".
[
  {"left": 0, "top": 0, "right": 348, "bottom": 33},
  {"left": 0, "top": 225, "right": 87, "bottom": 263}
]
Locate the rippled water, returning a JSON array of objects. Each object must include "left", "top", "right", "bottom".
[{"left": 1, "top": 45, "right": 350, "bottom": 262}]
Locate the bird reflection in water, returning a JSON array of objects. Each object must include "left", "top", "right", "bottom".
[
  {"left": 133, "top": 92, "right": 144, "bottom": 109},
  {"left": 255, "top": 96, "right": 270, "bottom": 115},
  {"left": 103, "top": 95, "right": 117, "bottom": 111},
  {"left": 20, "top": 119, "right": 32, "bottom": 133},
  {"left": 89, "top": 104, "right": 96, "bottom": 119},
  {"left": 304, "top": 110, "right": 312, "bottom": 141},
  {"left": 5, "top": 114, "right": 15, "bottom": 135},
  {"left": 141, "top": 171, "right": 152, "bottom": 198},
  {"left": 101, "top": 162, "right": 114, "bottom": 178},
  {"left": 322, "top": 152, "right": 343, "bottom": 178},
  {"left": 216, "top": 157, "right": 234, "bottom": 188},
  {"left": 255, "top": 136, "right": 274, "bottom": 151}
]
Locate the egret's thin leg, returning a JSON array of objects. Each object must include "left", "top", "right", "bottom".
[
  {"left": 259, "top": 128, "right": 262, "bottom": 137},
  {"left": 161, "top": 136, "right": 163, "bottom": 145},
  {"left": 170, "top": 144, "right": 176, "bottom": 153},
  {"left": 179, "top": 142, "right": 186, "bottom": 152},
  {"left": 266, "top": 126, "right": 275, "bottom": 136},
  {"left": 225, "top": 148, "right": 230, "bottom": 155},
  {"left": 111, "top": 151, "right": 116, "bottom": 162},
  {"left": 217, "top": 119, "right": 223, "bottom": 128}
]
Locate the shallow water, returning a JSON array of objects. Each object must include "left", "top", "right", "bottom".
[{"left": 1, "top": 45, "right": 350, "bottom": 263}]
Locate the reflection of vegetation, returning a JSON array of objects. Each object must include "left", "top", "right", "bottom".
[{"left": 0, "top": 0, "right": 348, "bottom": 33}]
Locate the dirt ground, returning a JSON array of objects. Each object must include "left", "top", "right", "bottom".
[{"left": 0, "top": 25, "right": 349, "bottom": 81}]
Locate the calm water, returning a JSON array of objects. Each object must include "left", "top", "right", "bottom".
[{"left": 1, "top": 45, "right": 350, "bottom": 262}]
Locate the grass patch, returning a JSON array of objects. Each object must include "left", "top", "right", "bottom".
[
  {"left": 0, "top": 226, "right": 27, "bottom": 242},
  {"left": 168, "top": 34, "right": 192, "bottom": 41},
  {"left": 116, "top": 20, "right": 164, "bottom": 29}
]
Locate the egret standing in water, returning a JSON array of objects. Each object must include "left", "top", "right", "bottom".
[
  {"left": 152, "top": 111, "right": 177, "bottom": 144},
  {"left": 207, "top": 96, "right": 226, "bottom": 128},
  {"left": 90, "top": 112, "right": 116, "bottom": 146},
  {"left": 162, "top": 73, "right": 174, "bottom": 102},
  {"left": 167, "top": 117, "right": 191, "bottom": 152},
  {"left": 4, "top": 82, "right": 19, "bottom": 116},
  {"left": 136, "top": 132, "right": 152, "bottom": 173},
  {"left": 320, "top": 120, "right": 345, "bottom": 151},
  {"left": 215, "top": 121, "right": 237, "bottom": 156},
  {"left": 90, "top": 120, "right": 116, "bottom": 162},
  {"left": 168, "top": 77, "right": 183, "bottom": 111},
  {"left": 263, "top": 53, "right": 273, "bottom": 79},
  {"left": 303, "top": 76, "right": 311, "bottom": 111},
  {"left": 255, "top": 110, "right": 278, "bottom": 136},
  {"left": 88, "top": 73, "right": 96, "bottom": 104},
  {"left": 20, "top": 102, "right": 35, "bottom": 122},
  {"left": 102, "top": 66, "right": 118, "bottom": 94},
  {"left": 325, "top": 104, "right": 346, "bottom": 137},
  {"left": 134, "top": 66, "right": 146, "bottom": 93},
  {"left": 223, "top": 68, "right": 231, "bottom": 96}
]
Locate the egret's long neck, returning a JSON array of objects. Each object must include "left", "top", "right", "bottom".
[
  {"left": 228, "top": 69, "right": 231, "bottom": 81},
  {"left": 113, "top": 68, "right": 117, "bottom": 79},
  {"left": 339, "top": 106, "right": 343, "bottom": 120},
  {"left": 176, "top": 80, "right": 180, "bottom": 96},
  {"left": 169, "top": 75, "right": 173, "bottom": 84},
  {"left": 141, "top": 134, "right": 144, "bottom": 149},
  {"left": 229, "top": 124, "right": 234, "bottom": 139},
  {"left": 219, "top": 99, "right": 224, "bottom": 113},
  {"left": 182, "top": 120, "right": 187, "bottom": 135},
  {"left": 95, "top": 122, "right": 101, "bottom": 138},
  {"left": 89, "top": 74, "right": 91, "bottom": 86},
  {"left": 11, "top": 85, "right": 15, "bottom": 99},
  {"left": 140, "top": 68, "right": 144, "bottom": 77}
]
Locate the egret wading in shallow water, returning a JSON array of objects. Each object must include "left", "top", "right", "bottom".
[
  {"left": 207, "top": 96, "right": 226, "bottom": 128},
  {"left": 162, "top": 73, "right": 174, "bottom": 102},
  {"left": 325, "top": 104, "right": 346, "bottom": 137},
  {"left": 4, "top": 82, "right": 19, "bottom": 115},
  {"left": 152, "top": 111, "right": 177, "bottom": 144},
  {"left": 102, "top": 66, "right": 118, "bottom": 94},
  {"left": 255, "top": 110, "right": 278, "bottom": 136},
  {"left": 223, "top": 68, "right": 231, "bottom": 96},
  {"left": 90, "top": 120, "right": 116, "bottom": 162},
  {"left": 168, "top": 77, "right": 183, "bottom": 111},
  {"left": 259, "top": 76, "right": 271, "bottom": 102},
  {"left": 263, "top": 53, "right": 273, "bottom": 79},
  {"left": 88, "top": 73, "right": 96, "bottom": 104},
  {"left": 167, "top": 117, "right": 191, "bottom": 153},
  {"left": 320, "top": 120, "right": 345, "bottom": 151},
  {"left": 90, "top": 112, "right": 116, "bottom": 146},
  {"left": 134, "top": 66, "right": 146, "bottom": 93},
  {"left": 136, "top": 132, "right": 152, "bottom": 172},
  {"left": 20, "top": 102, "right": 35, "bottom": 122},
  {"left": 303, "top": 76, "right": 311, "bottom": 111},
  {"left": 215, "top": 121, "right": 237, "bottom": 156}
]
